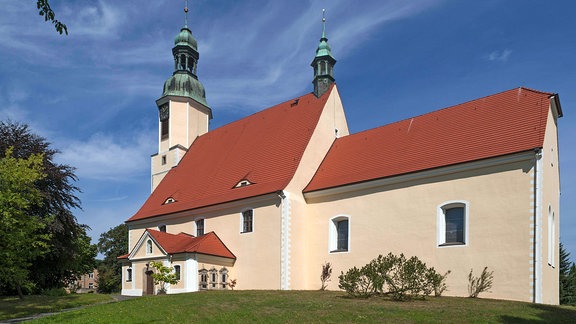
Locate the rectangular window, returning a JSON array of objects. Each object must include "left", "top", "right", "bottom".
[
  {"left": 88, "top": 283, "right": 94, "bottom": 289},
  {"left": 445, "top": 207, "right": 464, "bottom": 244},
  {"left": 242, "top": 210, "right": 253, "bottom": 233},
  {"left": 336, "top": 220, "right": 349, "bottom": 251},
  {"left": 196, "top": 219, "right": 204, "bottom": 236},
  {"left": 88, "top": 272, "right": 94, "bottom": 279},
  {"left": 126, "top": 268, "right": 132, "bottom": 282},
  {"left": 161, "top": 119, "right": 169, "bottom": 140}
]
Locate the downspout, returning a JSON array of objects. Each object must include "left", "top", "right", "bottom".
[
  {"left": 533, "top": 149, "right": 543, "bottom": 303},
  {"left": 278, "top": 190, "right": 291, "bottom": 290}
]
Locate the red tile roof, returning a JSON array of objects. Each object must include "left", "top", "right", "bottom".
[
  {"left": 128, "top": 89, "right": 332, "bottom": 222},
  {"left": 147, "top": 230, "right": 236, "bottom": 259},
  {"left": 305, "top": 87, "right": 556, "bottom": 192}
]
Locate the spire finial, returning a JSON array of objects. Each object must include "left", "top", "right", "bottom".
[
  {"left": 322, "top": 9, "right": 326, "bottom": 38},
  {"left": 184, "top": 0, "right": 189, "bottom": 27}
]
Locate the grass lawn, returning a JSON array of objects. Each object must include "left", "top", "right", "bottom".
[
  {"left": 22, "top": 290, "right": 576, "bottom": 323},
  {"left": 0, "top": 293, "right": 113, "bottom": 321}
]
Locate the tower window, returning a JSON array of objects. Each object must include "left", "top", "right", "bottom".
[
  {"left": 161, "top": 155, "right": 167, "bottom": 165},
  {"left": 161, "top": 119, "right": 169, "bottom": 140}
]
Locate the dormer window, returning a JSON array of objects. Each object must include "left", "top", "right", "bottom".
[
  {"left": 163, "top": 197, "right": 176, "bottom": 205},
  {"left": 234, "top": 179, "right": 252, "bottom": 188}
]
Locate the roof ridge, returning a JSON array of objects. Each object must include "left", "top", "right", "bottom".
[{"left": 343, "top": 87, "right": 552, "bottom": 139}]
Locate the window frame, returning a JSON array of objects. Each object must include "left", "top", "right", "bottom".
[
  {"left": 437, "top": 201, "right": 469, "bottom": 247},
  {"left": 196, "top": 219, "right": 205, "bottom": 236},
  {"left": 174, "top": 265, "right": 181, "bottom": 281},
  {"left": 126, "top": 268, "right": 133, "bottom": 282},
  {"left": 329, "top": 215, "right": 350, "bottom": 253},
  {"left": 241, "top": 209, "right": 254, "bottom": 233},
  {"left": 146, "top": 239, "right": 153, "bottom": 254}
]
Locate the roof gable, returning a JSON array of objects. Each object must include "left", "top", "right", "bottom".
[
  {"left": 305, "top": 87, "right": 555, "bottom": 192},
  {"left": 129, "top": 89, "right": 331, "bottom": 221},
  {"left": 129, "top": 229, "right": 236, "bottom": 260}
]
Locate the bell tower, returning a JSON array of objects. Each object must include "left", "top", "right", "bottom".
[
  {"left": 311, "top": 10, "right": 336, "bottom": 98},
  {"left": 151, "top": 1, "right": 212, "bottom": 191}
]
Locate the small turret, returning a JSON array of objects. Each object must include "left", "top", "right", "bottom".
[{"left": 311, "top": 9, "right": 336, "bottom": 98}]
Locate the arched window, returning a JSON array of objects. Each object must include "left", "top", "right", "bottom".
[
  {"left": 126, "top": 268, "right": 132, "bottom": 282},
  {"left": 196, "top": 219, "right": 204, "bottom": 236},
  {"left": 174, "top": 265, "right": 181, "bottom": 281},
  {"left": 146, "top": 239, "right": 153, "bottom": 254},
  {"left": 329, "top": 215, "right": 350, "bottom": 253},
  {"left": 437, "top": 201, "right": 469, "bottom": 247},
  {"left": 548, "top": 205, "right": 556, "bottom": 267},
  {"left": 210, "top": 268, "right": 218, "bottom": 289},
  {"left": 220, "top": 268, "right": 229, "bottom": 289},
  {"left": 241, "top": 209, "right": 253, "bottom": 233},
  {"left": 199, "top": 268, "right": 208, "bottom": 290}
]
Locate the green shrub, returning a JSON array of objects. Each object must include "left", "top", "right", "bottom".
[
  {"left": 338, "top": 266, "right": 374, "bottom": 298},
  {"left": 468, "top": 267, "right": 493, "bottom": 298},
  {"left": 41, "top": 287, "right": 68, "bottom": 296},
  {"left": 338, "top": 253, "right": 450, "bottom": 301},
  {"left": 427, "top": 269, "right": 451, "bottom": 297}
]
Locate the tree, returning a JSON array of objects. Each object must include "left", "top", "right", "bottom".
[
  {"left": 0, "top": 148, "right": 51, "bottom": 298},
  {"left": 0, "top": 121, "right": 95, "bottom": 292},
  {"left": 149, "top": 261, "right": 179, "bottom": 294},
  {"left": 97, "top": 224, "right": 128, "bottom": 293},
  {"left": 36, "top": 0, "right": 68, "bottom": 35},
  {"left": 560, "top": 242, "right": 576, "bottom": 304}
]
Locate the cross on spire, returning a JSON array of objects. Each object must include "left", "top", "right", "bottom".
[{"left": 184, "top": 0, "right": 189, "bottom": 27}]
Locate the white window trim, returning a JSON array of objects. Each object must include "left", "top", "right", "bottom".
[
  {"left": 329, "top": 215, "right": 351, "bottom": 254},
  {"left": 437, "top": 200, "right": 469, "bottom": 248},
  {"left": 126, "top": 268, "right": 133, "bottom": 282},
  {"left": 240, "top": 208, "right": 254, "bottom": 234}
]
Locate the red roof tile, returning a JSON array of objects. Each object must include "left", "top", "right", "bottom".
[
  {"left": 304, "top": 87, "right": 555, "bottom": 192},
  {"left": 147, "top": 230, "right": 236, "bottom": 259},
  {"left": 128, "top": 89, "right": 332, "bottom": 222}
]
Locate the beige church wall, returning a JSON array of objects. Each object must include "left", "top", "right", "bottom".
[
  {"left": 539, "top": 105, "right": 561, "bottom": 305},
  {"left": 127, "top": 194, "right": 283, "bottom": 290},
  {"left": 303, "top": 157, "right": 537, "bottom": 303},
  {"left": 284, "top": 86, "right": 350, "bottom": 289},
  {"left": 204, "top": 202, "right": 282, "bottom": 290}
]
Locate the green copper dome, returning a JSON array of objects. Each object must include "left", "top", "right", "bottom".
[
  {"left": 162, "top": 72, "right": 208, "bottom": 107},
  {"left": 174, "top": 27, "right": 198, "bottom": 50},
  {"left": 315, "top": 37, "right": 333, "bottom": 59}
]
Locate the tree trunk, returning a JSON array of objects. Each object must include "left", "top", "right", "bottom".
[{"left": 16, "top": 284, "right": 24, "bottom": 300}]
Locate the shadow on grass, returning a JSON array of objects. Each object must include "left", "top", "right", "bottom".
[{"left": 499, "top": 304, "right": 576, "bottom": 323}]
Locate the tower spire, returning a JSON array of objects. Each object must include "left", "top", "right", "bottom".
[
  {"left": 311, "top": 9, "right": 336, "bottom": 98},
  {"left": 184, "top": 0, "right": 189, "bottom": 28}
]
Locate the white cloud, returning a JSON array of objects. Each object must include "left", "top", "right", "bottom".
[
  {"left": 487, "top": 49, "right": 512, "bottom": 62},
  {"left": 58, "top": 130, "right": 155, "bottom": 182}
]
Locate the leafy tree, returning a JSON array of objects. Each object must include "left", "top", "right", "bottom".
[
  {"left": 149, "top": 261, "right": 179, "bottom": 294},
  {"left": 0, "top": 121, "right": 95, "bottom": 292},
  {"left": 36, "top": 0, "right": 68, "bottom": 35},
  {"left": 560, "top": 242, "right": 576, "bottom": 305},
  {"left": 97, "top": 224, "right": 128, "bottom": 293},
  {"left": 0, "top": 148, "right": 51, "bottom": 298}
]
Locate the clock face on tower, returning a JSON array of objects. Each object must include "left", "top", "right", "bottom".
[{"left": 159, "top": 104, "right": 169, "bottom": 121}]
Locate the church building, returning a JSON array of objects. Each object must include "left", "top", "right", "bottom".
[{"left": 120, "top": 8, "right": 562, "bottom": 305}]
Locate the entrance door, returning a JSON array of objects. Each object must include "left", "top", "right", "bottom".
[{"left": 145, "top": 270, "right": 154, "bottom": 295}]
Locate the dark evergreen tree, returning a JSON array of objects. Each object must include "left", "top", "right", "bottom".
[
  {"left": 97, "top": 224, "right": 128, "bottom": 293},
  {"left": 560, "top": 242, "right": 576, "bottom": 305},
  {"left": 0, "top": 121, "right": 96, "bottom": 292}
]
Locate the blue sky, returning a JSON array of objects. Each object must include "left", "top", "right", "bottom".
[{"left": 1, "top": 0, "right": 575, "bottom": 259}]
